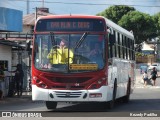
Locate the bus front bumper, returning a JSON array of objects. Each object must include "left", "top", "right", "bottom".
[{"left": 32, "top": 85, "right": 112, "bottom": 102}]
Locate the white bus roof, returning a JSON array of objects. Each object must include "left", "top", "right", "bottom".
[
  {"left": 104, "top": 17, "right": 134, "bottom": 40},
  {"left": 36, "top": 14, "right": 134, "bottom": 40}
]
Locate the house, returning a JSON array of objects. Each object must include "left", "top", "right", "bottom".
[
  {"left": 141, "top": 41, "right": 155, "bottom": 55},
  {"left": 136, "top": 41, "right": 156, "bottom": 65},
  {"left": 23, "top": 8, "right": 53, "bottom": 33},
  {"left": 0, "top": 8, "right": 54, "bottom": 92},
  {"left": 0, "top": 7, "right": 22, "bottom": 97}
]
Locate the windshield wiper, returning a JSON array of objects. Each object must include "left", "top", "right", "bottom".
[
  {"left": 50, "top": 32, "right": 56, "bottom": 45},
  {"left": 75, "top": 32, "right": 88, "bottom": 49},
  {"left": 50, "top": 32, "right": 58, "bottom": 59}
]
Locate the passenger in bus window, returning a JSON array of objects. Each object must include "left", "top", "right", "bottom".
[
  {"left": 88, "top": 43, "right": 101, "bottom": 57},
  {"left": 88, "top": 43, "right": 104, "bottom": 68},
  {"left": 47, "top": 38, "right": 74, "bottom": 64}
]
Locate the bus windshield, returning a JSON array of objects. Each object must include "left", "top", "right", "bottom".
[{"left": 34, "top": 34, "right": 105, "bottom": 73}]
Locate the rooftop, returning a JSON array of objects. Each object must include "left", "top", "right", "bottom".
[{"left": 23, "top": 11, "right": 54, "bottom": 26}]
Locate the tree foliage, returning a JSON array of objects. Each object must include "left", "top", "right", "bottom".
[
  {"left": 97, "top": 5, "right": 158, "bottom": 44},
  {"left": 97, "top": 5, "right": 135, "bottom": 24},
  {"left": 153, "top": 12, "right": 160, "bottom": 36},
  {"left": 118, "top": 11, "right": 157, "bottom": 44}
]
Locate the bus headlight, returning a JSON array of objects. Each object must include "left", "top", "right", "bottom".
[
  {"left": 32, "top": 76, "right": 49, "bottom": 89},
  {"left": 87, "top": 77, "right": 107, "bottom": 90}
]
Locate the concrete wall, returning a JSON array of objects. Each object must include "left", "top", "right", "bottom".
[
  {"left": 136, "top": 55, "right": 156, "bottom": 65},
  {"left": 0, "top": 44, "right": 12, "bottom": 71},
  {"left": 0, "top": 44, "right": 12, "bottom": 96}
]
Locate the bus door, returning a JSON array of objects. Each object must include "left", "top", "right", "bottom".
[{"left": 108, "top": 58, "right": 113, "bottom": 85}]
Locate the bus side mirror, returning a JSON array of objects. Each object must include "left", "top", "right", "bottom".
[{"left": 107, "top": 28, "right": 115, "bottom": 46}]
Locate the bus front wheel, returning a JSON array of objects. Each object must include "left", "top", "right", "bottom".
[
  {"left": 108, "top": 80, "right": 117, "bottom": 109},
  {"left": 123, "top": 79, "right": 131, "bottom": 103},
  {"left": 46, "top": 101, "right": 57, "bottom": 109}
]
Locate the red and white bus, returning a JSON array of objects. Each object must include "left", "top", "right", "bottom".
[{"left": 32, "top": 15, "right": 135, "bottom": 109}]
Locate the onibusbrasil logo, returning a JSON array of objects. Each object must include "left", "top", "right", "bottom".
[{"left": 1, "top": 112, "right": 42, "bottom": 117}]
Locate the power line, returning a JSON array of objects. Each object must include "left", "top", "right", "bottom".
[
  {"left": 6, "top": 0, "right": 160, "bottom": 15},
  {"left": 4, "top": 1, "right": 25, "bottom": 10},
  {"left": 8, "top": 0, "right": 160, "bottom": 2},
  {"left": 7, "top": 0, "right": 160, "bottom": 8},
  {"left": 29, "top": 1, "right": 160, "bottom": 8}
]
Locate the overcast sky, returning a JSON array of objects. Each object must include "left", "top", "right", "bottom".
[{"left": 0, "top": 0, "right": 160, "bottom": 16}]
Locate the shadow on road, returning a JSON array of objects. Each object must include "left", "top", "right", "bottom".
[
  {"left": 50, "top": 102, "right": 110, "bottom": 112},
  {"left": 49, "top": 98, "right": 160, "bottom": 113}
]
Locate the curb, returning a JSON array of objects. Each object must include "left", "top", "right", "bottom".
[{"left": 135, "top": 85, "right": 160, "bottom": 88}]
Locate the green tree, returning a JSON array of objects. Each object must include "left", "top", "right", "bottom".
[
  {"left": 118, "top": 11, "right": 157, "bottom": 44},
  {"left": 97, "top": 5, "right": 135, "bottom": 24},
  {"left": 153, "top": 12, "right": 160, "bottom": 36}
]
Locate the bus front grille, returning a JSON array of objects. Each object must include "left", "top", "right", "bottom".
[
  {"left": 52, "top": 85, "right": 84, "bottom": 90},
  {"left": 55, "top": 91, "right": 82, "bottom": 98}
]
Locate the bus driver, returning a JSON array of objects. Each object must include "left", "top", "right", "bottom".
[{"left": 47, "top": 39, "right": 74, "bottom": 64}]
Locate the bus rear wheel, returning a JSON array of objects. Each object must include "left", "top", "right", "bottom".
[{"left": 46, "top": 101, "right": 57, "bottom": 109}]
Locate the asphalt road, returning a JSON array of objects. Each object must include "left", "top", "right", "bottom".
[
  {"left": 0, "top": 69, "right": 160, "bottom": 118},
  {"left": 0, "top": 87, "right": 160, "bottom": 116}
]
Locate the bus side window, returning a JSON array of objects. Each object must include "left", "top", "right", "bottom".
[
  {"left": 113, "top": 31, "right": 117, "bottom": 57},
  {"left": 109, "top": 33, "right": 115, "bottom": 58},
  {"left": 117, "top": 33, "right": 121, "bottom": 58}
]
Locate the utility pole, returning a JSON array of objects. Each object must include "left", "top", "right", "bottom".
[
  {"left": 27, "top": 0, "right": 29, "bottom": 14},
  {"left": 35, "top": 7, "right": 37, "bottom": 20},
  {"left": 42, "top": 0, "right": 44, "bottom": 8}
]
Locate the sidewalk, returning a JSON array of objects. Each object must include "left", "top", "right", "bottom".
[
  {"left": 135, "top": 70, "right": 160, "bottom": 88},
  {"left": 0, "top": 92, "right": 32, "bottom": 104}
]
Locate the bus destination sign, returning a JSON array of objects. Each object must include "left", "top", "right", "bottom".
[
  {"left": 36, "top": 18, "right": 105, "bottom": 32},
  {"left": 48, "top": 21, "right": 93, "bottom": 31}
]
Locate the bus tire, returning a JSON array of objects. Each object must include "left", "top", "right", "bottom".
[
  {"left": 123, "top": 79, "right": 131, "bottom": 103},
  {"left": 108, "top": 80, "right": 117, "bottom": 109},
  {"left": 46, "top": 101, "right": 57, "bottom": 109}
]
